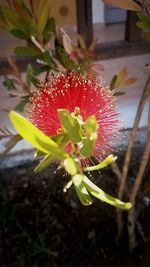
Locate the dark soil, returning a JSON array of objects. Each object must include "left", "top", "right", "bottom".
[{"left": 0, "top": 146, "right": 150, "bottom": 267}]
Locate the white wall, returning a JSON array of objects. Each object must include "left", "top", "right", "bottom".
[{"left": 92, "top": 0, "right": 104, "bottom": 23}]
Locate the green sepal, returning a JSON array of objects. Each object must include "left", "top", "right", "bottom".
[
  {"left": 83, "top": 115, "right": 98, "bottom": 134},
  {"left": 83, "top": 155, "right": 117, "bottom": 172},
  {"left": 83, "top": 176, "right": 132, "bottom": 210},
  {"left": 9, "top": 111, "right": 69, "bottom": 160},
  {"left": 34, "top": 154, "right": 55, "bottom": 173},
  {"left": 72, "top": 174, "right": 93, "bottom": 206},
  {"left": 63, "top": 158, "right": 77, "bottom": 176},
  {"left": 81, "top": 115, "right": 98, "bottom": 157},
  {"left": 58, "top": 109, "right": 82, "bottom": 143},
  {"left": 81, "top": 133, "right": 97, "bottom": 157}
]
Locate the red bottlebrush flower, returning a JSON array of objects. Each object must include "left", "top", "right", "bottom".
[{"left": 27, "top": 71, "right": 120, "bottom": 159}]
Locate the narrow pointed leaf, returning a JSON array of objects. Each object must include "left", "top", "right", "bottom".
[
  {"left": 37, "top": 0, "right": 50, "bottom": 33},
  {"left": 114, "top": 92, "right": 125, "bottom": 96},
  {"left": 14, "top": 47, "right": 41, "bottom": 57},
  {"left": 83, "top": 176, "right": 132, "bottom": 210},
  {"left": 102, "top": 0, "right": 141, "bottom": 11},
  {"left": 121, "top": 78, "right": 137, "bottom": 88},
  {"left": 34, "top": 150, "right": 46, "bottom": 158},
  {"left": 15, "top": 96, "right": 29, "bottom": 112},
  {"left": 10, "top": 29, "right": 27, "bottom": 39},
  {"left": 115, "top": 67, "right": 127, "bottom": 87},
  {"left": 34, "top": 154, "right": 55, "bottom": 173},
  {"left": 56, "top": 46, "right": 80, "bottom": 71},
  {"left": 110, "top": 74, "right": 117, "bottom": 90},
  {"left": 72, "top": 174, "right": 93, "bottom": 206},
  {"left": 76, "top": 34, "right": 86, "bottom": 48},
  {"left": 9, "top": 111, "right": 68, "bottom": 160},
  {"left": 84, "top": 155, "right": 117, "bottom": 172}
]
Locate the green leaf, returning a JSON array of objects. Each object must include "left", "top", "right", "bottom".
[
  {"left": 56, "top": 46, "right": 80, "bottom": 71},
  {"left": 115, "top": 67, "right": 127, "bottom": 87},
  {"left": 37, "top": 0, "right": 50, "bottom": 33},
  {"left": 10, "top": 29, "right": 27, "bottom": 39},
  {"left": 34, "top": 150, "right": 46, "bottom": 158},
  {"left": 102, "top": 0, "right": 141, "bottom": 11},
  {"left": 26, "top": 64, "right": 33, "bottom": 86},
  {"left": 76, "top": 34, "right": 86, "bottom": 48},
  {"left": 136, "top": 21, "right": 150, "bottom": 30},
  {"left": 43, "top": 17, "right": 55, "bottom": 44},
  {"left": 34, "top": 154, "right": 55, "bottom": 173},
  {"left": 29, "top": 74, "right": 40, "bottom": 87},
  {"left": 15, "top": 96, "right": 30, "bottom": 112},
  {"left": 45, "top": 17, "right": 55, "bottom": 32},
  {"left": 34, "top": 65, "right": 50, "bottom": 76},
  {"left": 14, "top": 46, "right": 41, "bottom": 57},
  {"left": 58, "top": 109, "right": 82, "bottom": 143},
  {"left": 110, "top": 74, "right": 117, "bottom": 90},
  {"left": 63, "top": 158, "right": 77, "bottom": 175},
  {"left": 26, "top": 64, "right": 40, "bottom": 87},
  {"left": 83, "top": 176, "right": 132, "bottom": 210},
  {"left": 113, "top": 92, "right": 125, "bottom": 96},
  {"left": 12, "top": 0, "right": 33, "bottom": 26},
  {"left": 9, "top": 111, "right": 69, "bottom": 160},
  {"left": 137, "top": 12, "right": 150, "bottom": 26},
  {"left": 84, "top": 155, "right": 117, "bottom": 172},
  {"left": 72, "top": 174, "right": 93, "bottom": 206},
  {"left": 1, "top": 6, "right": 21, "bottom": 29},
  {"left": 39, "top": 51, "right": 56, "bottom": 68},
  {"left": 0, "top": 6, "right": 29, "bottom": 34},
  {"left": 3, "top": 76, "right": 16, "bottom": 91}
]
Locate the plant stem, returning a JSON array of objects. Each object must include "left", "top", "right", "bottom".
[
  {"left": 111, "top": 161, "right": 122, "bottom": 182},
  {"left": 117, "top": 75, "right": 150, "bottom": 239},
  {"left": 128, "top": 95, "right": 150, "bottom": 252}
]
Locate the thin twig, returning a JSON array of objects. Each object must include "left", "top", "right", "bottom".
[
  {"left": 111, "top": 161, "right": 122, "bottom": 182},
  {"left": 117, "top": 76, "right": 150, "bottom": 238},
  {"left": 128, "top": 95, "right": 150, "bottom": 252},
  {"left": 30, "top": 36, "right": 45, "bottom": 53}
]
